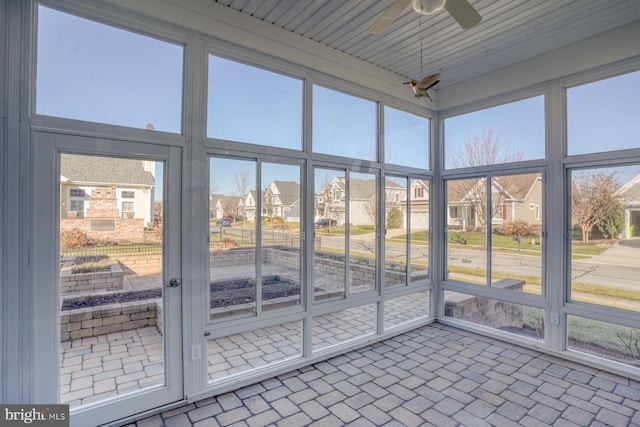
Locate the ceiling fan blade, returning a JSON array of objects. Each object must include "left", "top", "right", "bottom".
[
  {"left": 368, "top": 0, "right": 412, "bottom": 34},
  {"left": 444, "top": 0, "right": 482, "bottom": 29}
]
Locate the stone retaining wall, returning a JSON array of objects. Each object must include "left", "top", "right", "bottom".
[
  {"left": 115, "top": 253, "right": 162, "bottom": 275},
  {"left": 60, "top": 298, "right": 161, "bottom": 341},
  {"left": 60, "top": 260, "right": 124, "bottom": 294},
  {"left": 211, "top": 247, "right": 409, "bottom": 286},
  {"left": 444, "top": 279, "right": 524, "bottom": 329}
]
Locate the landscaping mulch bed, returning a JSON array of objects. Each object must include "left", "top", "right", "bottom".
[{"left": 61, "top": 289, "right": 162, "bottom": 310}]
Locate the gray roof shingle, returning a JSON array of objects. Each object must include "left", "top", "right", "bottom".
[{"left": 61, "top": 154, "right": 155, "bottom": 186}]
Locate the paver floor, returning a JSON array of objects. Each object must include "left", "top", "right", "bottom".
[{"left": 126, "top": 323, "right": 640, "bottom": 427}]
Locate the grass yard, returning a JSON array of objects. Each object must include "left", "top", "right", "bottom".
[{"left": 314, "top": 224, "right": 375, "bottom": 236}]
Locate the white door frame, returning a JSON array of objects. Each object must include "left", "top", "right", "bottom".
[{"left": 32, "top": 130, "right": 184, "bottom": 427}]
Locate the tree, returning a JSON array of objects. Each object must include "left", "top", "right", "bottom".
[
  {"left": 448, "top": 128, "right": 524, "bottom": 229},
  {"left": 449, "top": 128, "right": 522, "bottom": 169},
  {"left": 572, "top": 171, "right": 622, "bottom": 243},
  {"left": 232, "top": 169, "right": 251, "bottom": 197},
  {"left": 231, "top": 169, "right": 252, "bottom": 222}
]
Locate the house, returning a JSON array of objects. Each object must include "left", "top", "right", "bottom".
[
  {"left": 60, "top": 154, "right": 156, "bottom": 225},
  {"left": 242, "top": 190, "right": 259, "bottom": 221},
  {"left": 263, "top": 180, "right": 300, "bottom": 222},
  {"left": 613, "top": 172, "right": 640, "bottom": 238},
  {"left": 408, "top": 179, "right": 430, "bottom": 229},
  {"left": 211, "top": 195, "right": 244, "bottom": 220},
  {"left": 447, "top": 174, "right": 542, "bottom": 230}
]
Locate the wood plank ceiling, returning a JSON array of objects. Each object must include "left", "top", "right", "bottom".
[{"left": 212, "top": 0, "right": 640, "bottom": 89}]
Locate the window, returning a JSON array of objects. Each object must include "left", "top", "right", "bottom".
[
  {"left": 68, "top": 188, "right": 86, "bottom": 218},
  {"left": 385, "top": 176, "right": 408, "bottom": 287},
  {"left": 567, "top": 70, "right": 640, "bottom": 155},
  {"left": 122, "top": 191, "right": 135, "bottom": 199},
  {"left": 70, "top": 188, "right": 86, "bottom": 198},
  {"left": 36, "top": 6, "right": 183, "bottom": 132},
  {"left": 384, "top": 176, "right": 430, "bottom": 287},
  {"left": 569, "top": 165, "right": 640, "bottom": 311},
  {"left": 313, "top": 86, "right": 376, "bottom": 160},
  {"left": 384, "top": 106, "right": 429, "bottom": 169},
  {"left": 567, "top": 316, "right": 639, "bottom": 369},
  {"left": 445, "top": 173, "right": 543, "bottom": 295},
  {"left": 68, "top": 200, "right": 85, "bottom": 218},
  {"left": 121, "top": 201, "right": 134, "bottom": 218},
  {"left": 313, "top": 168, "right": 346, "bottom": 301},
  {"left": 208, "top": 157, "right": 302, "bottom": 321},
  {"left": 444, "top": 96, "right": 545, "bottom": 169},
  {"left": 207, "top": 56, "right": 303, "bottom": 149},
  {"left": 349, "top": 172, "right": 377, "bottom": 294}
]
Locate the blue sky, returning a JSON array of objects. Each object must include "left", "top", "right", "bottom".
[
  {"left": 567, "top": 70, "right": 640, "bottom": 156},
  {"left": 444, "top": 96, "right": 545, "bottom": 168},
  {"left": 38, "top": 5, "right": 640, "bottom": 199},
  {"left": 209, "top": 158, "right": 301, "bottom": 196},
  {"left": 36, "top": 6, "right": 183, "bottom": 133}
]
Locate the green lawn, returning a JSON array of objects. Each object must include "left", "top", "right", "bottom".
[
  {"left": 446, "top": 231, "right": 609, "bottom": 257},
  {"left": 314, "top": 225, "right": 375, "bottom": 236}
]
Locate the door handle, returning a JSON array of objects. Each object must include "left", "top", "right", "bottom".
[{"left": 167, "top": 278, "right": 181, "bottom": 288}]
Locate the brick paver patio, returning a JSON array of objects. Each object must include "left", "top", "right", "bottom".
[{"left": 124, "top": 323, "right": 640, "bottom": 427}]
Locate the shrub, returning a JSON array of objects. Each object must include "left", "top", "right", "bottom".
[
  {"left": 386, "top": 207, "right": 403, "bottom": 229},
  {"left": 496, "top": 220, "right": 531, "bottom": 236},
  {"left": 529, "top": 224, "right": 542, "bottom": 236},
  {"left": 60, "top": 228, "right": 93, "bottom": 248},
  {"left": 596, "top": 204, "right": 624, "bottom": 239}
]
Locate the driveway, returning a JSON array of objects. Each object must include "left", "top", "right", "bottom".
[{"left": 583, "top": 238, "right": 640, "bottom": 268}]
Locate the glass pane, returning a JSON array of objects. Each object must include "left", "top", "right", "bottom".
[
  {"left": 349, "top": 172, "right": 377, "bottom": 294},
  {"left": 384, "top": 107, "right": 429, "bottom": 169},
  {"left": 207, "top": 56, "right": 303, "bottom": 149},
  {"left": 261, "top": 163, "right": 301, "bottom": 311},
  {"left": 446, "top": 178, "right": 487, "bottom": 285},
  {"left": 444, "top": 96, "right": 545, "bottom": 169},
  {"left": 313, "top": 86, "right": 376, "bottom": 160},
  {"left": 568, "top": 70, "right": 640, "bottom": 155},
  {"left": 209, "top": 158, "right": 257, "bottom": 320},
  {"left": 312, "top": 304, "right": 376, "bottom": 352},
  {"left": 567, "top": 316, "right": 640, "bottom": 368},
  {"left": 385, "top": 176, "right": 408, "bottom": 288},
  {"left": 314, "top": 169, "right": 346, "bottom": 301},
  {"left": 60, "top": 154, "right": 163, "bottom": 408},
  {"left": 410, "top": 178, "right": 430, "bottom": 282},
  {"left": 490, "top": 174, "right": 543, "bottom": 295},
  {"left": 37, "top": 6, "right": 183, "bottom": 132},
  {"left": 384, "top": 291, "right": 430, "bottom": 330},
  {"left": 570, "top": 165, "right": 640, "bottom": 311},
  {"left": 207, "top": 321, "right": 302, "bottom": 382},
  {"left": 444, "top": 291, "right": 544, "bottom": 342}
]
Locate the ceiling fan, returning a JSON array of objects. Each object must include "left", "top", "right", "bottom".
[{"left": 368, "top": 0, "right": 482, "bottom": 33}]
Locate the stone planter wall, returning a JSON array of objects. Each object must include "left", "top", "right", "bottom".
[
  {"left": 60, "top": 259, "right": 124, "bottom": 294},
  {"left": 60, "top": 298, "right": 161, "bottom": 341},
  {"left": 444, "top": 279, "right": 524, "bottom": 329},
  {"left": 211, "top": 247, "right": 409, "bottom": 286},
  {"left": 115, "top": 253, "right": 162, "bottom": 275}
]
